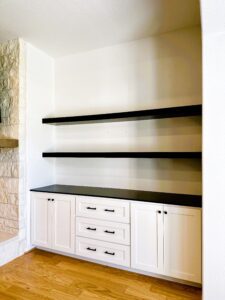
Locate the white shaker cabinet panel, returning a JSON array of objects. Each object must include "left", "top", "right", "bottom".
[
  {"left": 31, "top": 192, "right": 75, "bottom": 254},
  {"left": 163, "top": 205, "right": 202, "bottom": 283},
  {"left": 76, "top": 237, "right": 130, "bottom": 267},
  {"left": 131, "top": 202, "right": 164, "bottom": 274},
  {"left": 31, "top": 193, "right": 51, "bottom": 248},
  {"left": 76, "top": 196, "right": 130, "bottom": 223},
  {"left": 76, "top": 217, "right": 130, "bottom": 245},
  {"left": 131, "top": 202, "right": 202, "bottom": 283},
  {"left": 52, "top": 194, "right": 75, "bottom": 254}
]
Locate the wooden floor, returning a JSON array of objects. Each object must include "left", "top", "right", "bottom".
[{"left": 0, "top": 249, "right": 202, "bottom": 300}]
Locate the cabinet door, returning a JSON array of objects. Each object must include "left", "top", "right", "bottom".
[
  {"left": 31, "top": 193, "right": 51, "bottom": 248},
  {"left": 131, "top": 202, "right": 164, "bottom": 274},
  {"left": 52, "top": 194, "right": 75, "bottom": 254},
  {"left": 164, "top": 205, "right": 202, "bottom": 283}
]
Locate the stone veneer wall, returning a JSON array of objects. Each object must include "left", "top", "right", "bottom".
[
  {"left": 0, "top": 39, "right": 26, "bottom": 237},
  {"left": 0, "top": 39, "right": 27, "bottom": 265}
]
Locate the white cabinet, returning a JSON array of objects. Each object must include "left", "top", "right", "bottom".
[
  {"left": 76, "top": 196, "right": 130, "bottom": 223},
  {"left": 131, "top": 202, "right": 164, "bottom": 274},
  {"left": 31, "top": 192, "right": 75, "bottom": 254},
  {"left": 51, "top": 194, "right": 75, "bottom": 253},
  {"left": 76, "top": 217, "right": 130, "bottom": 245},
  {"left": 131, "top": 202, "right": 202, "bottom": 283},
  {"left": 31, "top": 191, "right": 201, "bottom": 284},
  {"left": 75, "top": 196, "right": 131, "bottom": 267},
  {"left": 76, "top": 237, "right": 130, "bottom": 267},
  {"left": 163, "top": 205, "right": 201, "bottom": 283},
  {"left": 31, "top": 193, "right": 51, "bottom": 248}
]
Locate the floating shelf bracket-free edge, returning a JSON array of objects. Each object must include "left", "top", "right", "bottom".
[
  {"left": 42, "top": 104, "right": 202, "bottom": 125},
  {"left": 42, "top": 152, "right": 202, "bottom": 159}
]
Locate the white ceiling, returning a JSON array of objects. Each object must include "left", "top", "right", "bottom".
[{"left": 0, "top": 0, "right": 200, "bottom": 57}]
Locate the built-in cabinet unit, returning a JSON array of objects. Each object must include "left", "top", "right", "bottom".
[
  {"left": 31, "top": 190, "right": 202, "bottom": 284},
  {"left": 131, "top": 202, "right": 164, "bottom": 275},
  {"left": 75, "top": 195, "right": 131, "bottom": 267},
  {"left": 163, "top": 205, "right": 201, "bottom": 283},
  {"left": 31, "top": 193, "right": 75, "bottom": 254},
  {"left": 131, "top": 202, "right": 201, "bottom": 283},
  {"left": 40, "top": 102, "right": 202, "bottom": 285},
  {"left": 31, "top": 193, "right": 50, "bottom": 248}
]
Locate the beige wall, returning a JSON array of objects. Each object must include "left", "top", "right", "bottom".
[{"left": 54, "top": 26, "right": 202, "bottom": 199}]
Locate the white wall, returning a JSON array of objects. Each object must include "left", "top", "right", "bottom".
[
  {"left": 25, "top": 43, "right": 55, "bottom": 247},
  {"left": 53, "top": 27, "right": 202, "bottom": 197},
  {"left": 201, "top": 0, "right": 225, "bottom": 299}
]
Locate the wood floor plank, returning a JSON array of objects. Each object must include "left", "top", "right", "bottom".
[{"left": 0, "top": 249, "right": 202, "bottom": 300}]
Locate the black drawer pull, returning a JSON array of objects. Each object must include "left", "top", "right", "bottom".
[
  {"left": 104, "top": 209, "right": 115, "bottom": 213},
  {"left": 104, "top": 251, "right": 115, "bottom": 256},
  {"left": 87, "top": 247, "right": 96, "bottom": 252},
  {"left": 86, "top": 207, "right": 97, "bottom": 210},
  {"left": 86, "top": 227, "right": 97, "bottom": 231},
  {"left": 104, "top": 230, "right": 115, "bottom": 234}
]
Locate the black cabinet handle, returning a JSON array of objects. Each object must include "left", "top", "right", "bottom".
[
  {"left": 86, "top": 247, "right": 96, "bottom": 252},
  {"left": 104, "top": 230, "right": 115, "bottom": 234},
  {"left": 157, "top": 210, "right": 161, "bottom": 214},
  {"left": 164, "top": 211, "right": 167, "bottom": 214},
  {"left": 104, "top": 251, "right": 115, "bottom": 256},
  {"left": 104, "top": 209, "right": 115, "bottom": 213},
  {"left": 86, "top": 227, "right": 97, "bottom": 231},
  {"left": 86, "top": 207, "right": 96, "bottom": 210},
  {"left": 51, "top": 199, "right": 54, "bottom": 202},
  {"left": 47, "top": 198, "right": 50, "bottom": 201}
]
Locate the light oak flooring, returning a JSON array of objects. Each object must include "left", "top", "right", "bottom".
[{"left": 0, "top": 249, "right": 201, "bottom": 300}]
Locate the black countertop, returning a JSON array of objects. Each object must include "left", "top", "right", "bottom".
[{"left": 30, "top": 184, "right": 202, "bottom": 208}]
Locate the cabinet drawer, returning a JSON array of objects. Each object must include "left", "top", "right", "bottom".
[
  {"left": 76, "top": 217, "right": 130, "bottom": 245},
  {"left": 76, "top": 196, "right": 130, "bottom": 223},
  {"left": 76, "top": 237, "right": 130, "bottom": 267}
]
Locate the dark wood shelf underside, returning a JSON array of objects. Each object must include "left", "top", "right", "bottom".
[
  {"left": 42, "top": 104, "right": 202, "bottom": 125},
  {"left": 42, "top": 152, "right": 202, "bottom": 158}
]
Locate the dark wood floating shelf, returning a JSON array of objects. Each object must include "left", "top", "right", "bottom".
[
  {"left": 30, "top": 184, "right": 202, "bottom": 207},
  {"left": 42, "top": 104, "right": 202, "bottom": 125},
  {"left": 42, "top": 152, "right": 202, "bottom": 158}
]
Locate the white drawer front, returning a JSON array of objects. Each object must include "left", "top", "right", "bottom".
[
  {"left": 76, "top": 237, "right": 130, "bottom": 267},
  {"left": 76, "top": 217, "right": 130, "bottom": 245},
  {"left": 76, "top": 196, "right": 130, "bottom": 223}
]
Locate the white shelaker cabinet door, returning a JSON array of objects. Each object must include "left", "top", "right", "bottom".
[
  {"left": 52, "top": 194, "right": 75, "bottom": 254},
  {"left": 131, "top": 202, "right": 164, "bottom": 274},
  {"left": 163, "top": 205, "right": 202, "bottom": 283},
  {"left": 31, "top": 193, "right": 51, "bottom": 248}
]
